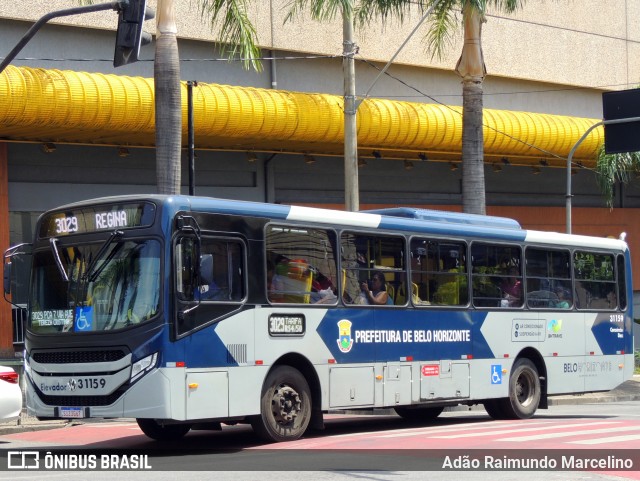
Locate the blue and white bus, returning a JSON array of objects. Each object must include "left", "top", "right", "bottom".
[{"left": 4, "top": 195, "right": 633, "bottom": 442}]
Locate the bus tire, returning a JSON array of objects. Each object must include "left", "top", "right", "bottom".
[
  {"left": 136, "top": 418, "right": 191, "bottom": 441},
  {"left": 504, "top": 358, "right": 541, "bottom": 419},
  {"left": 483, "top": 399, "right": 507, "bottom": 419},
  {"left": 251, "top": 365, "right": 311, "bottom": 442},
  {"left": 394, "top": 405, "right": 444, "bottom": 422}
]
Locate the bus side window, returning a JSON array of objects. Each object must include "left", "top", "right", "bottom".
[
  {"left": 199, "top": 239, "right": 244, "bottom": 302},
  {"left": 266, "top": 226, "right": 338, "bottom": 305},
  {"left": 574, "top": 251, "right": 616, "bottom": 310},
  {"left": 341, "top": 232, "right": 405, "bottom": 306},
  {"left": 471, "top": 243, "right": 522, "bottom": 308},
  {"left": 525, "top": 247, "right": 571, "bottom": 309},
  {"left": 410, "top": 238, "right": 467, "bottom": 306},
  {"left": 617, "top": 255, "right": 627, "bottom": 310}
]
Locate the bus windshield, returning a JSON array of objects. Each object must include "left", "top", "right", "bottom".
[{"left": 29, "top": 238, "right": 161, "bottom": 334}]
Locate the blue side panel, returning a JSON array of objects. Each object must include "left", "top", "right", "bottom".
[
  {"left": 375, "top": 216, "right": 527, "bottom": 242},
  {"left": 364, "top": 207, "right": 521, "bottom": 230},
  {"left": 591, "top": 313, "right": 626, "bottom": 355},
  {"left": 625, "top": 252, "right": 634, "bottom": 354},
  {"left": 129, "top": 328, "right": 167, "bottom": 364},
  {"left": 178, "top": 323, "right": 237, "bottom": 368},
  {"left": 317, "top": 308, "right": 493, "bottom": 362}
]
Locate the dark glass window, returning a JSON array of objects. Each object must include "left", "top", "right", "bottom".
[
  {"left": 525, "top": 248, "right": 571, "bottom": 309},
  {"left": 617, "top": 255, "right": 627, "bottom": 310},
  {"left": 266, "top": 226, "right": 338, "bottom": 305},
  {"left": 341, "top": 232, "right": 405, "bottom": 306},
  {"left": 471, "top": 243, "right": 522, "bottom": 308},
  {"left": 409, "top": 239, "right": 467, "bottom": 306},
  {"left": 574, "top": 251, "right": 616, "bottom": 310}
]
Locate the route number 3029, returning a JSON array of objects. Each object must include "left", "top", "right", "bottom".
[{"left": 55, "top": 216, "right": 79, "bottom": 234}]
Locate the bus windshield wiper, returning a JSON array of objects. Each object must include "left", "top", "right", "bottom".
[
  {"left": 49, "top": 238, "right": 69, "bottom": 282},
  {"left": 84, "top": 230, "right": 124, "bottom": 283}
]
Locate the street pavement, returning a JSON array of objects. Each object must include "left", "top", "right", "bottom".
[{"left": 1, "top": 375, "right": 638, "bottom": 437}]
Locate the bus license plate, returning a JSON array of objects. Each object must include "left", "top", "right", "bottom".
[{"left": 59, "top": 406, "right": 85, "bottom": 418}]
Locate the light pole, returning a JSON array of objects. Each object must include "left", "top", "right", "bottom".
[{"left": 343, "top": 8, "right": 359, "bottom": 212}]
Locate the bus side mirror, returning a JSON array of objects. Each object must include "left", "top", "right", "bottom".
[
  {"left": 199, "top": 254, "right": 214, "bottom": 286},
  {"left": 3, "top": 261, "right": 10, "bottom": 296}
]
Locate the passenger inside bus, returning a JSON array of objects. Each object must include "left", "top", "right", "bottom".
[
  {"left": 500, "top": 266, "right": 522, "bottom": 307},
  {"left": 268, "top": 256, "right": 314, "bottom": 303},
  {"left": 311, "top": 271, "right": 337, "bottom": 304},
  {"left": 555, "top": 288, "right": 571, "bottom": 309},
  {"left": 359, "top": 272, "right": 394, "bottom": 305}
]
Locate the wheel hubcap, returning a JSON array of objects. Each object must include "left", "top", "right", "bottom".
[
  {"left": 271, "top": 385, "right": 301, "bottom": 424},
  {"left": 516, "top": 372, "right": 535, "bottom": 406}
]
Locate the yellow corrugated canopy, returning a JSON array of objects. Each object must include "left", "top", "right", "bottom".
[{"left": 0, "top": 66, "right": 602, "bottom": 166}]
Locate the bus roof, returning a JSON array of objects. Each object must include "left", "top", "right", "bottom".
[
  {"left": 48, "top": 195, "right": 628, "bottom": 251},
  {"left": 362, "top": 207, "right": 522, "bottom": 230}
]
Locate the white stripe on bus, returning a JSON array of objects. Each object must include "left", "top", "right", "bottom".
[
  {"left": 288, "top": 206, "right": 382, "bottom": 228},
  {"left": 525, "top": 230, "right": 627, "bottom": 250}
]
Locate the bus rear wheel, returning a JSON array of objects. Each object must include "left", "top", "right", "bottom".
[
  {"left": 394, "top": 406, "right": 444, "bottom": 422},
  {"left": 251, "top": 366, "right": 311, "bottom": 442},
  {"left": 485, "top": 358, "right": 541, "bottom": 420},
  {"left": 137, "top": 419, "right": 191, "bottom": 441},
  {"left": 507, "top": 358, "right": 541, "bottom": 418}
]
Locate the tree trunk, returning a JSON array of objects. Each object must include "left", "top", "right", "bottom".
[
  {"left": 461, "top": 79, "right": 486, "bottom": 215},
  {"left": 155, "top": 0, "right": 182, "bottom": 195},
  {"left": 456, "top": 4, "right": 486, "bottom": 215}
]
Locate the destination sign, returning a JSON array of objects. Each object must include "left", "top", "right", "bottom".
[{"left": 39, "top": 203, "right": 156, "bottom": 238}]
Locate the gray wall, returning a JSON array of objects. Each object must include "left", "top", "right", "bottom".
[{"left": 4, "top": 19, "right": 605, "bottom": 118}]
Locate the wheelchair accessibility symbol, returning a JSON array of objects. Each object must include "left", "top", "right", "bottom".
[
  {"left": 74, "top": 306, "right": 93, "bottom": 332},
  {"left": 491, "top": 365, "right": 502, "bottom": 384}
]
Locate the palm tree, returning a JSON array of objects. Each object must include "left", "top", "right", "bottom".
[
  {"left": 290, "top": 0, "right": 526, "bottom": 215},
  {"left": 595, "top": 147, "right": 640, "bottom": 208},
  {"left": 154, "top": 0, "right": 261, "bottom": 194},
  {"left": 79, "top": 0, "right": 261, "bottom": 195}
]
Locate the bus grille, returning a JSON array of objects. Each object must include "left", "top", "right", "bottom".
[
  {"left": 32, "top": 349, "right": 127, "bottom": 364},
  {"left": 35, "top": 389, "right": 126, "bottom": 407}
]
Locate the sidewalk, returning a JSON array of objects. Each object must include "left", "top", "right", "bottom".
[
  {"left": 547, "top": 374, "right": 640, "bottom": 405},
  {"left": 1, "top": 376, "right": 639, "bottom": 436}
]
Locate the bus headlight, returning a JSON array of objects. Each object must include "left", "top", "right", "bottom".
[{"left": 130, "top": 352, "right": 158, "bottom": 383}]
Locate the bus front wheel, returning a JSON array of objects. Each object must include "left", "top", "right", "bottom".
[
  {"left": 137, "top": 418, "right": 191, "bottom": 441},
  {"left": 251, "top": 365, "right": 311, "bottom": 442}
]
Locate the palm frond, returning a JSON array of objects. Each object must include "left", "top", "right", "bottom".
[
  {"left": 199, "top": 0, "right": 262, "bottom": 72},
  {"left": 487, "top": 0, "right": 526, "bottom": 14},
  {"left": 426, "top": 0, "right": 459, "bottom": 60},
  {"left": 356, "top": 0, "right": 411, "bottom": 26},
  {"left": 595, "top": 146, "right": 640, "bottom": 207},
  {"left": 284, "top": 0, "right": 351, "bottom": 23}
]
